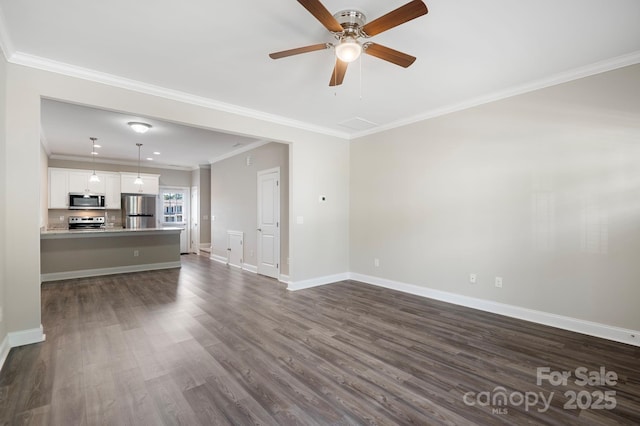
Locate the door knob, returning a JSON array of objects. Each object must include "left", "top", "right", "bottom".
[{"left": 257, "top": 228, "right": 262, "bottom": 232}]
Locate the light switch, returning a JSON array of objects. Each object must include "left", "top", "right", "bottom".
[{"left": 296, "top": 216, "right": 304, "bottom": 225}]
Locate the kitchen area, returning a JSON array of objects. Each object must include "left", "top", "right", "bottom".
[
  {"left": 40, "top": 167, "right": 185, "bottom": 281},
  {"left": 38, "top": 98, "right": 251, "bottom": 283}
]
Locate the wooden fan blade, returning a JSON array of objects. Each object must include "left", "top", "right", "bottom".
[
  {"left": 329, "top": 59, "right": 348, "bottom": 86},
  {"left": 297, "top": 0, "right": 344, "bottom": 32},
  {"left": 364, "top": 43, "right": 416, "bottom": 68},
  {"left": 362, "top": 0, "right": 428, "bottom": 37},
  {"left": 269, "top": 43, "right": 329, "bottom": 59}
]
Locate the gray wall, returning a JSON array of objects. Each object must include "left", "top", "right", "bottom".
[
  {"left": 190, "top": 165, "right": 211, "bottom": 246},
  {"left": 350, "top": 64, "right": 640, "bottom": 331},
  {"left": 211, "top": 142, "right": 289, "bottom": 275},
  {"left": 199, "top": 166, "right": 211, "bottom": 245},
  {"left": 47, "top": 159, "right": 192, "bottom": 187},
  {"left": 0, "top": 48, "right": 7, "bottom": 345}
]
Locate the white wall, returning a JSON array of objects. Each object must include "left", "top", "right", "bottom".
[
  {"left": 350, "top": 64, "right": 640, "bottom": 331},
  {"left": 0, "top": 47, "right": 7, "bottom": 349},
  {"left": 2, "top": 62, "right": 350, "bottom": 343}
]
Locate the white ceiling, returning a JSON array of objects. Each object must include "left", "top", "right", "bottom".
[
  {"left": 40, "top": 99, "right": 264, "bottom": 169},
  {"left": 2, "top": 0, "right": 640, "bottom": 167}
]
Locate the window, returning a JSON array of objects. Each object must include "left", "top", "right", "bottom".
[{"left": 162, "top": 191, "right": 185, "bottom": 224}]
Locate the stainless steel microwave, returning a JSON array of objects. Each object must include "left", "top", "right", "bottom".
[{"left": 68, "top": 193, "right": 106, "bottom": 210}]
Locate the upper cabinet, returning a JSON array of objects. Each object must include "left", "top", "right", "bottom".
[
  {"left": 104, "top": 173, "right": 121, "bottom": 209},
  {"left": 48, "top": 168, "right": 157, "bottom": 209},
  {"left": 120, "top": 173, "right": 160, "bottom": 195},
  {"left": 68, "top": 170, "right": 106, "bottom": 194},
  {"left": 49, "top": 168, "right": 69, "bottom": 208}
]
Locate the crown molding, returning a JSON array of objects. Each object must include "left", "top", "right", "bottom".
[
  {"left": 48, "top": 154, "right": 193, "bottom": 171},
  {"left": 350, "top": 50, "right": 640, "bottom": 139},
  {"left": 209, "top": 140, "right": 272, "bottom": 164},
  {"left": 7, "top": 51, "right": 351, "bottom": 140}
]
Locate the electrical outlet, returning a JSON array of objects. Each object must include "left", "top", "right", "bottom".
[
  {"left": 134, "top": 250, "right": 139, "bottom": 257},
  {"left": 374, "top": 258, "right": 380, "bottom": 267},
  {"left": 470, "top": 273, "right": 477, "bottom": 284},
  {"left": 59, "top": 216, "right": 65, "bottom": 222},
  {"left": 495, "top": 277, "right": 503, "bottom": 288}
]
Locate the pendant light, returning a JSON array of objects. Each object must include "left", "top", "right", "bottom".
[
  {"left": 89, "top": 137, "right": 100, "bottom": 183},
  {"left": 134, "top": 143, "right": 144, "bottom": 185}
]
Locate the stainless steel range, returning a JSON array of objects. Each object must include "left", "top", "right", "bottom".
[{"left": 68, "top": 216, "right": 105, "bottom": 230}]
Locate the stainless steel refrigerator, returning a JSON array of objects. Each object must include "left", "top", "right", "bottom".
[{"left": 122, "top": 194, "right": 156, "bottom": 229}]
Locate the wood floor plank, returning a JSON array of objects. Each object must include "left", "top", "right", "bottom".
[{"left": 0, "top": 254, "right": 638, "bottom": 425}]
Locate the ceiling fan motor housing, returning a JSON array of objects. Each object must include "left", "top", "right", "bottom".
[{"left": 333, "top": 10, "right": 367, "bottom": 38}]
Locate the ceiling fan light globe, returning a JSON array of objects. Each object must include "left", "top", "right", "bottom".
[{"left": 335, "top": 39, "right": 362, "bottom": 63}]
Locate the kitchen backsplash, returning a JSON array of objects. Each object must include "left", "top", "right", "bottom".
[{"left": 47, "top": 209, "right": 122, "bottom": 230}]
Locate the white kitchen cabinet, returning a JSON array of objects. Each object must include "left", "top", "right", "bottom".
[
  {"left": 49, "top": 167, "right": 125, "bottom": 211},
  {"left": 120, "top": 173, "right": 160, "bottom": 195},
  {"left": 48, "top": 168, "right": 69, "bottom": 208},
  {"left": 68, "top": 170, "right": 106, "bottom": 194},
  {"left": 104, "top": 173, "right": 121, "bottom": 209}
]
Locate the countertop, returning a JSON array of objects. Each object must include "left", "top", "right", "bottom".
[{"left": 41, "top": 227, "right": 184, "bottom": 239}]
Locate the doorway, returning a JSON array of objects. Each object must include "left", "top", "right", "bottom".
[{"left": 158, "top": 187, "right": 189, "bottom": 254}]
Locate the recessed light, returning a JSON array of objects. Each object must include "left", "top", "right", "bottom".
[
  {"left": 153, "top": 151, "right": 161, "bottom": 155},
  {"left": 91, "top": 151, "right": 98, "bottom": 155},
  {"left": 146, "top": 157, "right": 153, "bottom": 161},
  {"left": 94, "top": 144, "right": 101, "bottom": 148}
]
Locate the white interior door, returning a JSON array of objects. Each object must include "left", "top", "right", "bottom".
[
  {"left": 257, "top": 168, "right": 280, "bottom": 279},
  {"left": 191, "top": 186, "right": 199, "bottom": 253}
]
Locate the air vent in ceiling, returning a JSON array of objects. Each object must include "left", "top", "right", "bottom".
[{"left": 338, "top": 117, "right": 378, "bottom": 131}]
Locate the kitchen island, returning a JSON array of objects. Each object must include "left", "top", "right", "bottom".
[{"left": 41, "top": 227, "right": 182, "bottom": 282}]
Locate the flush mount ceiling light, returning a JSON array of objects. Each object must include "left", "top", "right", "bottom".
[
  {"left": 134, "top": 143, "right": 144, "bottom": 185},
  {"left": 128, "top": 122, "right": 152, "bottom": 134},
  {"left": 89, "top": 137, "right": 100, "bottom": 183}
]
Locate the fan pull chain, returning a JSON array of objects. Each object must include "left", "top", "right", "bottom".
[{"left": 359, "top": 54, "right": 363, "bottom": 100}]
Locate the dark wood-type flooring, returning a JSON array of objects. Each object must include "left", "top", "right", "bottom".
[{"left": 1, "top": 254, "right": 639, "bottom": 425}]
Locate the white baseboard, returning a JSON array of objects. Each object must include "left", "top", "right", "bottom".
[
  {"left": 210, "top": 254, "right": 228, "bottom": 265},
  {"left": 243, "top": 264, "right": 257, "bottom": 274},
  {"left": 209, "top": 255, "right": 258, "bottom": 274},
  {"left": 41, "top": 261, "right": 182, "bottom": 282},
  {"left": 288, "top": 272, "right": 350, "bottom": 291},
  {"left": 350, "top": 273, "right": 640, "bottom": 348},
  {"left": 279, "top": 274, "right": 291, "bottom": 285},
  {"left": 0, "top": 335, "right": 9, "bottom": 372},
  {"left": 0, "top": 325, "right": 47, "bottom": 373}
]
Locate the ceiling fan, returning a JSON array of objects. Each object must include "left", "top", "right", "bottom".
[{"left": 269, "top": 0, "right": 428, "bottom": 86}]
